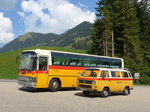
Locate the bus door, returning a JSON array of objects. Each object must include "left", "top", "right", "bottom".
[{"left": 36, "top": 56, "right": 49, "bottom": 88}]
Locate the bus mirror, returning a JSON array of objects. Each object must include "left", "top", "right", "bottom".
[
  {"left": 16, "top": 56, "right": 20, "bottom": 64},
  {"left": 36, "top": 57, "right": 39, "bottom": 60}
]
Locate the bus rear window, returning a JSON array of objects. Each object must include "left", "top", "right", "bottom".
[{"left": 110, "top": 59, "right": 121, "bottom": 68}]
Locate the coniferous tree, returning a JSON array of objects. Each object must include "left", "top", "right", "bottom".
[
  {"left": 90, "top": 0, "right": 142, "bottom": 71},
  {"left": 134, "top": 0, "right": 150, "bottom": 66},
  {"left": 133, "top": 0, "right": 150, "bottom": 78}
]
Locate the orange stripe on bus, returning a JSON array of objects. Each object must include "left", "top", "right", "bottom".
[
  {"left": 49, "top": 65, "right": 87, "bottom": 70},
  {"left": 18, "top": 70, "right": 48, "bottom": 74}
]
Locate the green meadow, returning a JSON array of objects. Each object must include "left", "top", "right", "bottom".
[{"left": 0, "top": 47, "right": 85, "bottom": 79}]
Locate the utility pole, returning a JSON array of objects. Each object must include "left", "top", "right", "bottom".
[{"left": 112, "top": 29, "right": 114, "bottom": 57}]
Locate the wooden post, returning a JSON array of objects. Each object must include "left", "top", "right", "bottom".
[{"left": 112, "top": 29, "right": 114, "bottom": 57}]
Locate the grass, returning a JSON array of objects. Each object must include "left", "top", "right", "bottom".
[{"left": 0, "top": 46, "right": 86, "bottom": 79}]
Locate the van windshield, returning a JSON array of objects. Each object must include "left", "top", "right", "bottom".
[{"left": 81, "top": 69, "right": 100, "bottom": 77}]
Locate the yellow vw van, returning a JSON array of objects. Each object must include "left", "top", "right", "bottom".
[{"left": 77, "top": 68, "right": 133, "bottom": 97}]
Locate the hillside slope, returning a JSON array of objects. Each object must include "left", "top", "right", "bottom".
[
  {"left": 0, "top": 21, "right": 93, "bottom": 53},
  {"left": 0, "top": 46, "right": 85, "bottom": 79}
]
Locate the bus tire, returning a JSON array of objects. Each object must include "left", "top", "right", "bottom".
[
  {"left": 101, "top": 87, "right": 110, "bottom": 98},
  {"left": 83, "top": 91, "right": 90, "bottom": 96},
  {"left": 49, "top": 79, "right": 60, "bottom": 92},
  {"left": 122, "top": 87, "right": 130, "bottom": 95}
]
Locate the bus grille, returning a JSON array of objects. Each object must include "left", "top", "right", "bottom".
[
  {"left": 18, "top": 76, "right": 28, "bottom": 81},
  {"left": 79, "top": 84, "right": 92, "bottom": 88}
]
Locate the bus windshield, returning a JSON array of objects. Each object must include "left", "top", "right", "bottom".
[
  {"left": 20, "top": 52, "right": 37, "bottom": 71},
  {"left": 81, "top": 69, "right": 100, "bottom": 77}
]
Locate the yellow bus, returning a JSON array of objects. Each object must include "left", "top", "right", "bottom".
[
  {"left": 18, "top": 49, "right": 124, "bottom": 92},
  {"left": 77, "top": 68, "right": 133, "bottom": 97}
]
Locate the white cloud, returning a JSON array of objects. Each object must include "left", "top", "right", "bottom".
[
  {"left": 0, "top": 0, "right": 17, "bottom": 10},
  {"left": 18, "top": 0, "right": 96, "bottom": 34},
  {"left": 0, "top": 12, "right": 15, "bottom": 47}
]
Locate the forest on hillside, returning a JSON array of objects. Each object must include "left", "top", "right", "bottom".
[{"left": 89, "top": 0, "right": 150, "bottom": 84}]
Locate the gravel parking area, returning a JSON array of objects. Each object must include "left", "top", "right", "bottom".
[{"left": 0, "top": 80, "right": 149, "bottom": 112}]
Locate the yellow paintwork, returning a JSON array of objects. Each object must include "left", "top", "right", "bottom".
[
  {"left": 48, "top": 69, "right": 82, "bottom": 87},
  {"left": 18, "top": 68, "right": 83, "bottom": 88},
  {"left": 77, "top": 77, "right": 133, "bottom": 92}
]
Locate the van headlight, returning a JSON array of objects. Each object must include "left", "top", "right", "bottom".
[{"left": 92, "top": 81, "right": 96, "bottom": 84}]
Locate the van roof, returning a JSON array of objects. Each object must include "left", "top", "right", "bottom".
[{"left": 85, "top": 68, "right": 129, "bottom": 72}]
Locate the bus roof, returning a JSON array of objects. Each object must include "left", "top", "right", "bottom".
[{"left": 22, "top": 49, "right": 123, "bottom": 60}]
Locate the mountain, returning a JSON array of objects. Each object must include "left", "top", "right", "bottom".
[{"left": 0, "top": 21, "right": 93, "bottom": 53}]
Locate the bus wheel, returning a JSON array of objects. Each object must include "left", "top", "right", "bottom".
[
  {"left": 49, "top": 79, "right": 60, "bottom": 92},
  {"left": 101, "top": 88, "right": 110, "bottom": 98},
  {"left": 83, "top": 91, "right": 90, "bottom": 96},
  {"left": 122, "top": 87, "right": 130, "bottom": 95}
]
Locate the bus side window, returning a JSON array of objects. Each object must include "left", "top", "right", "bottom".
[
  {"left": 51, "top": 52, "right": 65, "bottom": 65},
  {"left": 65, "top": 54, "right": 82, "bottom": 66},
  {"left": 97, "top": 57, "right": 109, "bottom": 68},
  {"left": 39, "top": 57, "right": 48, "bottom": 71},
  {"left": 83, "top": 56, "right": 97, "bottom": 67}
]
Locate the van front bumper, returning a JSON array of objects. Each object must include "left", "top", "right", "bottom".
[{"left": 78, "top": 88, "right": 97, "bottom": 93}]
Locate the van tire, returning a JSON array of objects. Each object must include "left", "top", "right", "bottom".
[
  {"left": 49, "top": 79, "right": 60, "bottom": 92},
  {"left": 101, "top": 88, "right": 110, "bottom": 98},
  {"left": 122, "top": 87, "right": 130, "bottom": 95},
  {"left": 83, "top": 91, "right": 90, "bottom": 96}
]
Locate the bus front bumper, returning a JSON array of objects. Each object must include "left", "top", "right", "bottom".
[
  {"left": 18, "top": 76, "right": 36, "bottom": 88},
  {"left": 18, "top": 80, "right": 36, "bottom": 88}
]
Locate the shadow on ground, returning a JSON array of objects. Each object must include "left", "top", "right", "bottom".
[
  {"left": 18, "top": 87, "right": 77, "bottom": 93},
  {"left": 74, "top": 92, "right": 124, "bottom": 98}
]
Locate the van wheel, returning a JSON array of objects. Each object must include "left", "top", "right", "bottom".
[
  {"left": 49, "top": 79, "right": 60, "bottom": 92},
  {"left": 83, "top": 91, "right": 90, "bottom": 96},
  {"left": 122, "top": 87, "right": 130, "bottom": 95},
  {"left": 101, "top": 88, "right": 109, "bottom": 98}
]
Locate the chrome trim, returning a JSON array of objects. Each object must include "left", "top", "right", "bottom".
[
  {"left": 18, "top": 80, "right": 36, "bottom": 88},
  {"left": 79, "top": 88, "right": 97, "bottom": 92},
  {"left": 18, "top": 76, "right": 36, "bottom": 88}
]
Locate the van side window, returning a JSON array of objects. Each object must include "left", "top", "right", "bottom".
[
  {"left": 121, "top": 72, "right": 129, "bottom": 78},
  {"left": 100, "top": 71, "right": 109, "bottom": 77},
  {"left": 128, "top": 72, "right": 132, "bottom": 77},
  {"left": 111, "top": 71, "right": 121, "bottom": 77}
]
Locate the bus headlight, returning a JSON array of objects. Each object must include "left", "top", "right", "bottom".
[{"left": 27, "top": 77, "right": 36, "bottom": 82}]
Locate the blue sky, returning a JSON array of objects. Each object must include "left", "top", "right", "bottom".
[{"left": 0, "top": 0, "right": 98, "bottom": 47}]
